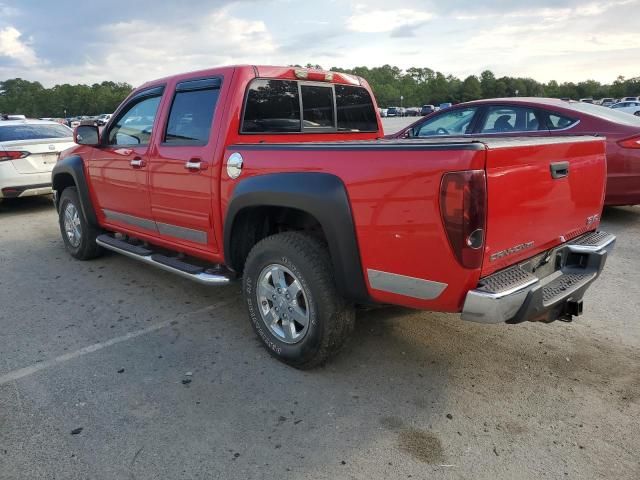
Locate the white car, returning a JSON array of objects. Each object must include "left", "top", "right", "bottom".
[
  {"left": 620, "top": 96, "right": 639, "bottom": 102},
  {"left": 0, "top": 120, "right": 75, "bottom": 199},
  {"left": 611, "top": 101, "right": 640, "bottom": 116}
]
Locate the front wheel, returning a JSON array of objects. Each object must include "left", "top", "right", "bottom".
[
  {"left": 58, "top": 187, "right": 103, "bottom": 260},
  {"left": 243, "top": 232, "right": 355, "bottom": 369}
]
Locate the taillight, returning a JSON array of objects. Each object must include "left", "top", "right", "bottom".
[
  {"left": 0, "top": 151, "right": 30, "bottom": 162},
  {"left": 618, "top": 135, "right": 640, "bottom": 149},
  {"left": 440, "top": 170, "right": 487, "bottom": 269}
]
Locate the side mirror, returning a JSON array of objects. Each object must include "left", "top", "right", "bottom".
[
  {"left": 75, "top": 125, "right": 100, "bottom": 145},
  {"left": 405, "top": 128, "right": 415, "bottom": 138}
]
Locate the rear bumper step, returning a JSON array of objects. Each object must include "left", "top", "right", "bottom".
[
  {"left": 462, "top": 231, "right": 615, "bottom": 324},
  {"left": 96, "top": 234, "right": 234, "bottom": 285}
]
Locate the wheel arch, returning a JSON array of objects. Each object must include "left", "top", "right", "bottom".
[
  {"left": 52, "top": 155, "right": 98, "bottom": 227},
  {"left": 224, "top": 172, "right": 369, "bottom": 303}
]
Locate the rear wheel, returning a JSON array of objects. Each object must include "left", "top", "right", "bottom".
[
  {"left": 243, "top": 232, "right": 355, "bottom": 369},
  {"left": 58, "top": 187, "right": 102, "bottom": 260}
]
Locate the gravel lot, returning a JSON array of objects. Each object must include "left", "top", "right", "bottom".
[{"left": 1, "top": 178, "right": 638, "bottom": 478}]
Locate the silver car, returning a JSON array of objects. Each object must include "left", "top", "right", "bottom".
[{"left": 0, "top": 120, "right": 75, "bottom": 199}]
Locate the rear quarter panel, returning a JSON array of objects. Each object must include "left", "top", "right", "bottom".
[{"left": 221, "top": 144, "right": 487, "bottom": 312}]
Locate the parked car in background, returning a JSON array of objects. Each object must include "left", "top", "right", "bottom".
[
  {"left": 580, "top": 98, "right": 594, "bottom": 104},
  {"left": 600, "top": 98, "right": 615, "bottom": 107},
  {"left": 1, "top": 114, "right": 27, "bottom": 120},
  {"left": 95, "top": 113, "right": 112, "bottom": 126},
  {"left": 611, "top": 101, "right": 640, "bottom": 116},
  {"left": 420, "top": 105, "right": 435, "bottom": 116},
  {"left": 621, "top": 96, "right": 639, "bottom": 102},
  {"left": 379, "top": 108, "right": 388, "bottom": 118},
  {"left": 386, "top": 106, "right": 399, "bottom": 117},
  {"left": 0, "top": 119, "right": 74, "bottom": 199},
  {"left": 439, "top": 102, "right": 452, "bottom": 110},
  {"left": 390, "top": 97, "right": 640, "bottom": 206},
  {"left": 404, "top": 107, "right": 420, "bottom": 117}
]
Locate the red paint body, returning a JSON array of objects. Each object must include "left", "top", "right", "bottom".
[
  {"left": 61, "top": 66, "right": 608, "bottom": 312},
  {"left": 390, "top": 97, "right": 640, "bottom": 206}
]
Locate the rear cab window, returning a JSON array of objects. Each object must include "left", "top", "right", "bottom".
[{"left": 241, "top": 79, "right": 377, "bottom": 134}]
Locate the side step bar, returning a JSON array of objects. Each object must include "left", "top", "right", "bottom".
[{"left": 96, "top": 234, "right": 234, "bottom": 285}]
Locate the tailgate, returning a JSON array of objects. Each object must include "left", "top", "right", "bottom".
[{"left": 481, "top": 136, "right": 607, "bottom": 277}]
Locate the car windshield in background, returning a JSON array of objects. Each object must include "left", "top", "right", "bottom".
[
  {"left": 568, "top": 102, "right": 640, "bottom": 126},
  {"left": 0, "top": 123, "right": 73, "bottom": 142}
]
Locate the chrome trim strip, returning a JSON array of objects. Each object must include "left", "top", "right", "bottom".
[
  {"left": 103, "top": 209, "right": 209, "bottom": 244},
  {"left": 157, "top": 222, "right": 207, "bottom": 244},
  {"left": 367, "top": 269, "right": 447, "bottom": 300},
  {"left": 95, "top": 238, "right": 231, "bottom": 285},
  {"left": 103, "top": 209, "right": 158, "bottom": 232}
]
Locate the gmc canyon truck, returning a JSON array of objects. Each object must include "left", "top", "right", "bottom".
[{"left": 52, "top": 65, "right": 615, "bottom": 368}]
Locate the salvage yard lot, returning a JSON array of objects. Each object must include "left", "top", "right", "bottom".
[{"left": 1, "top": 199, "right": 639, "bottom": 479}]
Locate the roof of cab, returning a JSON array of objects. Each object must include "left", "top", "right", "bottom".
[{"left": 136, "top": 65, "right": 363, "bottom": 91}]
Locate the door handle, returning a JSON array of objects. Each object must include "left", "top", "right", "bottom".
[
  {"left": 184, "top": 158, "right": 208, "bottom": 171},
  {"left": 550, "top": 161, "right": 569, "bottom": 179},
  {"left": 130, "top": 157, "right": 145, "bottom": 168}
]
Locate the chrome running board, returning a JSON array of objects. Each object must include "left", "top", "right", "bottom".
[{"left": 96, "top": 234, "right": 233, "bottom": 285}]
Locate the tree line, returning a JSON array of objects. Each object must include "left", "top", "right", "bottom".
[
  {"left": 2, "top": 66, "right": 640, "bottom": 117},
  {"left": 326, "top": 65, "right": 640, "bottom": 108},
  {"left": 0, "top": 78, "right": 133, "bottom": 118}
]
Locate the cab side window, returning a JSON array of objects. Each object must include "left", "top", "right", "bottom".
[
  {"left": 415, "top": 107, "right": 477, "bottom": 137},
  {"left": 108, "top": 95, "right": 162, "bottom": 146},
  {"left": 164, "top": 79, "right": 221, "bottom": 144}
]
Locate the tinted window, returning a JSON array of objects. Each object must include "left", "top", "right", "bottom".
[
  {"left": 164, "top": 88, "right": 220, "bottom": 144},
  {"left": 415, "top": 108, "right": 477, "bottom": 137},
  {"left": 335, "top": 85, "right": 377, "bottom": 131},
  {"left": 243, "top": 80, "right": 301, "bottom": 133},
  {"left": 108, "top": 95, "right": 161, "bottom": 145},
  {"left": 547, "top": 113, "right": 578, "bottom": 130},
  {"left": 0, "top": 123, "right": 72, "bottom": 142},
  {"left": 480, "top": 106, "right": 544, "bottom": 133},
  {"left": 301, "top": 85, "right": 334, "bottom": 128}
]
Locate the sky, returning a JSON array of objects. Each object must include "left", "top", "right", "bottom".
[{"left": 0, "top": 0, "right": 638, "bottom": 88}]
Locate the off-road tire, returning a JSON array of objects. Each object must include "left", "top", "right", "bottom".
[
  {"left": 243, "top": 232, "right": 355, "bottom": 369},
  {"left": 58, "top": 187, "right": 103, "bottom": 260}
]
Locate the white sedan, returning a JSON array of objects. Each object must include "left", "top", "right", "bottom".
[
  {"left": 611, "top": 101, "right": 640, "bottom": 116},
  {"left": 0, "top": 120, "right": 75, "bottom": 199}
]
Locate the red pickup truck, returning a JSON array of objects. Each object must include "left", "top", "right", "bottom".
[{"left": 52, "top": 65, "right": 615, "bottom": 368}]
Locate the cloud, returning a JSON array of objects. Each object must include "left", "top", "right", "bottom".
[
  {"left": 346, "top": 6, "right": 433, "bottom": 33},
  {"left": 0, "top": 7, "right": 276, "bottom": 87},
  {"left": 0, "top": 26, "right": 39, "bottom": 67}
]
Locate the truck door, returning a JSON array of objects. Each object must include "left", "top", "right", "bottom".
[
  {"left": 88, "top": 86, "right": 164, "bottom": 235},
  {"left": 147, "top": 77, "right": 222, "bottom": 254}
]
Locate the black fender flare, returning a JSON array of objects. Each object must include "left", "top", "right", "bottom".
[
  {"left": 224, "top": 172, "right": 369, "bottom": 303},
  {"left": 51, "top": 155, "right": 98, "bottom": 227}
]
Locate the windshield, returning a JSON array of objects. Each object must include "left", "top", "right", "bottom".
[
  {"left": 0, "top": 123, "right": 73, "bottom": 142},
  {"left": 567, "top": 102, "right": 640, "bottom": 126}
]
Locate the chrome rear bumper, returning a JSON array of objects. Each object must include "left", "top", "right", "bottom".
[{"left": 462, "top": 231, "right": 615, "bottom": 324}]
